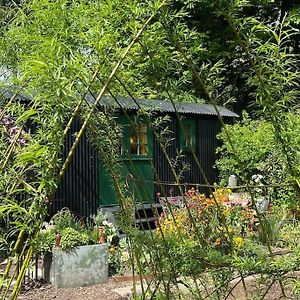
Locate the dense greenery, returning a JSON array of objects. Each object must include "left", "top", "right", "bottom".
[
  {"left": 0, "top": 0, "right": 299, "bottom": 113},
  {"left": 0, "top": 0, "right": 300, "bottom": 299},
  {"left": 217, "top": 111, "right": 300, "bottom": 185}
]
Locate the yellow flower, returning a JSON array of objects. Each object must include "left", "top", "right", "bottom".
[
  {"left": 109, "top": 247, "right": 116, "bottom": 253},
  {"left": 233, "top": 236, "right": 244, "bottom": 250}
]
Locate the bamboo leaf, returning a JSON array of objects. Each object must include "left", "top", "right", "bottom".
[{"left": 16, "top": 109, "right": 37, "bottom": 123}]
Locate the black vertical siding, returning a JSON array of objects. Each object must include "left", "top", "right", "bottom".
[
  {"left": 51, "top": 118, "right": 99, "bottom": 218},
  {"left": 52, "top": 113, "right": 226, "bottom": 216},
  {"left": 153, "top": 114, "right": 222, "bottom": 199},
  {"left": 197, "top": 116, "right": 221, "bottom": 190},
  {"left": 153, "top": 116, "right": 177, "bottom": 198}
]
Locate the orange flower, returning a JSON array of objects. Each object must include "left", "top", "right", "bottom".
[{"left": 214, "top": 237, "right": 222, "bottom": 247}]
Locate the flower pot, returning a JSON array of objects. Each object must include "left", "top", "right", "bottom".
[{"left": 98, "top": 226, "right": 106, "bottom": 244}]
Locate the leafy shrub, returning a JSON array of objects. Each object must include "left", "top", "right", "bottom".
[
  {"left": 33, "top": 228, "right": 56, "bottom": 255},
  {"left": 51, "top": 208, "right": 81, "bottom": 232},
  {"left": 33, "top": 208, "right": 118, "bottom": 254},
  {"left": 216, "top": 113, "right": 276, "bottom": 184},
  {"left": 217, "top": 112, "right": 300, "bottom": 183},
  {"left": 256, "top": 205, "right": 288, "bottom": 246},
  {"left": 60, "top": 227, "right": 89, "bottom": 251},
  {"left": 108, "top": 238, "right": 130, "bottom": 275},
  {"left": 278, "top": 220, "right": 300, "bottom": 249},
  {"left": 216, "top": 112, "right": 300, "bottom": 206},
  {"left": 153, "top": 188, "right": 254, "bottom": 276}
]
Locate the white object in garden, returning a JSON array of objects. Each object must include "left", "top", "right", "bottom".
[
  {"left": 251, "top": 174, "right": 264, "bottom": 184},
  {"left": 228, "top": 175, "right": 238, "bottom": 187},
  {"left": 255, "top": 197, "right": 270, "bottom": 213}
]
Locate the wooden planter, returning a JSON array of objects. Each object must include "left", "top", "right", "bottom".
[{"left": 44, "top": 244, "right": 108, "bottom": 288}]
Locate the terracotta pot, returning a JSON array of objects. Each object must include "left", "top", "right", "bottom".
[
  {"left": 55, "top": 233, "right": 61, "bottom": 247},
  {"left": 98, "top": 226, "right": 105, "bottom": 244}
]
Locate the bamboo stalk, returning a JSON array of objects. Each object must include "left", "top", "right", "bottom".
[
  {"left": 56, "top": 1, "right": 166, "bottom": 184},
  {"left": 2, "top": 4, "right": 167, "bottom": 299},
  {"left": 9, "top": 247, "right": 33, "bottom": 300},
  {"left": 2, "top": 240, "right": 29, "bottom": 299},
  {"left": 0, "top": 229, "right": 25, "bottom": 293},
  {"left": 1, "top": 124, "right": 25, "bottom": 171}
]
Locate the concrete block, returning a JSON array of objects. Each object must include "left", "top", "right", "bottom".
[{"left": 44, "top": 244, "right": 108, "bottom": 288}]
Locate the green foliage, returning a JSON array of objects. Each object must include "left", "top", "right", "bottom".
[
  {"left": 108, "top": 238, "right": 130, "bottom": 276},
  {"left": 217, "top": 111, "right": 300, "bottom": 188},
  {"left": 51, "top": 208, "right": 81, "bottom": 233},
  {"left": 32, "top": 228, "right": 56, "bottom": 255},
  {"left": 1, "top": 0, "right": 300, "bottom": 298},
  {"left": 256, "top": 206, "right": 288, "bottom": 246},
  {"left": 151, "top": 189, "right": 253, "bottom": 277},
  {"left": 60, "top": 227, "right": 89, "bottom": 251},
  {"left": 217, "top": 113, "right": 275, "bottom": 183},
  {"left": 277, "top": 220, "right": 300, "bottom": 249},
  {"left": 32, "top": 208, "right": 118, "bottom": 254}
]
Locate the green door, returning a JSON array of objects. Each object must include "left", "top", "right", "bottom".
[{"left": 99, "top": 116, "right": 154, "bottom": 206}]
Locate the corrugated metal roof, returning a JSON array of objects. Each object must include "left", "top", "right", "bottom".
[
  {"left": 86, "top": 94, "right": 239, "bottom": 118},
  {"left": 0, "top": 89, "right": 32, "bottom": 102},
  {"left": 0, "top": 89, "right": 239, "bottom": 118}
]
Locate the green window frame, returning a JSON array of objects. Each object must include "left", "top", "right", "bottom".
[{"left": 180, "top": 119, "right": 196, "bottom": 152}]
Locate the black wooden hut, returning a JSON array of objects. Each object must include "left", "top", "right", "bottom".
[
  {"left": 0, "top": 89, "right": 238, "bottom": 219},
  {"left": 53, "top": 96, "right": 238, "bottom": 218}
]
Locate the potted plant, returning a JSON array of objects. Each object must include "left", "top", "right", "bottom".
[{"left": 33, "top": 208, "right": 117, "bottom": 288}]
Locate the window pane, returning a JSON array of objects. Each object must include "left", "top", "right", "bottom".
[
  {"left": 130, "top": 132, "right": 137, "bottom": 154},
  {"left": 184, "top": 124, "right": 192, "bottom": 147},
  {"left": 139, "top": 123, "right": 148, "bottom": 155},
  {"left": 129, "top": 122, "right": 148, "bottom": 155},
  {"left": 140, "top": 142, "right": 148, "bottom": 155},
  {"left": 180, "top": 120, "right": 195, "bottom": 151}
]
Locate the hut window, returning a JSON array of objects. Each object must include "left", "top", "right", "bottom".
[
  {"left": 180, "top": 120, "right": 195, "bottom": 151},
  {"left": 130, "top": 122, "right": 148, "bottom": 155}
]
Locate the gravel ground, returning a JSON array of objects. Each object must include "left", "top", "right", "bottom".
[
  {"left": 18, "top": 279, "right": 133, "bottom": 300},
  {"left": 17, "top": 278, "right": 297, "bottom": 300},
  {"left": 11, "top": 270, "right": 300, "bottom": 300}
]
